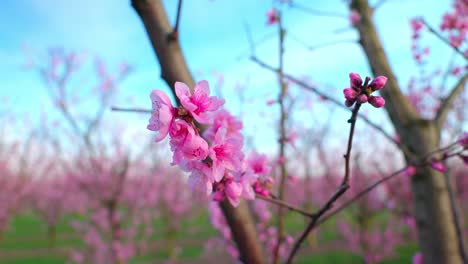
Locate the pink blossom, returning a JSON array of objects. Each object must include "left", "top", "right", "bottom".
[
  {"left": 266, "top": 8, "right": 279, "bottom": 25},
  {"left": 225, "top": 181, "right": 243, "bottom": 207},
  {"left": 357, "top": 94, "right": 368, "bottom": 103},
  {"left": 460, "top": 155, "right": 468, "bottom": 165},
  {"left": 266, "top": 99, "right": 276, "bottom": 105},
  {"left": 368, "top": 95, "right": 385, "bottom": 108},
  {"left": 412, "top": 252, "right": 423, "bottom": 264},
  {"left": 209, "top": 127, "right": 244, "bottom": 181},
  {"left": 175, "top": 80, "right": 225, "bottom": 124},
  {"left": 169, "top": 120, "right": 209, "bottom": 164},
  {"left": 370, "top": 76, "right": 388, "bottom": 91},
  {"left": 343, "top": 88, "right": 359, "bottom": 100},
  {"left": 410, "top": 19, "right": 424, "bottom": 33},
  {"left": 349, "top": 72, "right": 362, "bottom": 90},
  {"left": 285, "top": 130, "right": 298, "bottom": 148},
  {"left": 147, "top": 90, "right": 175, "bottom": 142},
  {"left": 247, "top": 152, "right": 272, "bottom": 176},
  {"left": 349, "top": 10, "right": 361, "bottom": 25},
  {"left": 403, "top": 166, "right": 417, "bottom": 177},
  {"left": 203, "top": 109, "right": 243, "bottom": 143},
  {"left": 458, "top": 132, "right": 468, "bottom": 147},
  {"left": 431, "top": 161, "right": 446, "bottom": 172},
  {"left": 234, "top": 166, "right": 258, "bottom": 201},
  {"left": 184, "top": 161, "right": 214, "bottom": 195}
]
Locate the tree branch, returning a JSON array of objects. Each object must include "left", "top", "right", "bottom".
[
  {"left": 435, "top": 73, "right": 468, "bottom": 129},
  {"left": 250, "top": 56, "right": 414, "bottom": 158},
  {"left": 421, "top": 19, "right": 468, "bottom": 60},
  {"left": 169, "top": 0, "right": 183, "bottom": 40},
  {"left": 285, "top": 101, "right": 362, "bottom": 263}
]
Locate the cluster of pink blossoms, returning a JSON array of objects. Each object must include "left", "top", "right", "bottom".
[
  {"left": 343, "top": 73, "right": 387, "bottom": 108},
  {"left": 440, "top": 0, "right": 467, "bottom": 50},
  {"left": 148, "top": 80, "right": 272, "bottom": 206}
]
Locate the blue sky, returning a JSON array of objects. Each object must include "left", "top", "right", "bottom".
[{"left": 0, "top": 0, "right": 458, "bottom": 152}]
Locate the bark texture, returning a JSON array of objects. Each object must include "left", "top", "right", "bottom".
[{"left": 351, "top": 0, "right": 465, "bottom": 263}]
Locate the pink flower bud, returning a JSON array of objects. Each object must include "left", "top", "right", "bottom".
[
  {"left": 458, "top": 132, "right": 468, "bottom": 148},
  {"left": 412, "top": 252, "right": 423, "bottom": 264},
  {"left": 368, "top": 95, "right": 385, "bottom": 108},
  {"left": 431, "top": 161, "right": 446, "bottom": 172},
  {"left": 345, "top": 99, "right": 355, "bottom": 107},
  {"left": 343, "top": 88, "right": 358, "bottom": 100},
  {"left": 349, "top": 10, "right": 361, "bottom": 26},
  {"left": 349, "top": 72, "right": 362, "bottom": 89},
  {"left": 459, "top": 155, "right": 468, "bottom": 165},
  {"left": 370, "top": 76, "right": 387, "bottom": 91},
  {"left": 266, "top": 8, "right": 279, "bottom": 25},
  {"left": 357, "top": 94, "right": 368, "bottom": 103},
  {"left": 403, "top": 166, "right": 417, "bottom": 177}
]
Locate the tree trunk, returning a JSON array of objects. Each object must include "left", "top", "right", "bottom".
[
  {"left": 405, "top": 121, "right": 462, "bottom": 263},
  {"left": 350, "top": 1, "right": 463, "bottom": 263},
  {"left": 131, "top": 1, "right": 265, "bottom": 263}
]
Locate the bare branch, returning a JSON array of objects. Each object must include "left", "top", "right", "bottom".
[
  {"left": 256, "top": 195, "right": 313, "bottom": 218},
  {"left": 111, "top": 106, "right": 152, "bottom": 114},
  {"left": 250, "top": 56, "right": 414, "bottom": 158},
  {"left": 421, "top": 19, "right": 468, "bottom": 60},
  {"left": 285, "top": 100, "right": 363, "bottom": 263},
  {"left": 169, "top": 0, "right": 183, "bottom": 40},
  {"left": 435, "top": 73, "right": 468, "bottom": 129}
]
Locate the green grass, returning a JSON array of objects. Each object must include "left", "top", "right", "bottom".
[{"left": 0, "top": 212, "right": 418, "bottom": 263}]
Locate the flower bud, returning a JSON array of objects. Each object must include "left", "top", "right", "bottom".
[
  {"left": 370, "top": 76, "right": 387, "bottom": 91},
  {"left": 349, "top": 72, "right": 362, "bottom": 89},
  {"left": 345, "top": 99, "right": 356, "bottom": 107},
  {"left": 357, "top": 94, "right": 368, "bottom": 103},
  {"left": 343, "top": 88, "right": 358, "bottom": 100},
  {"left": 369, "top": 95, "right": 385, "bottom": 108},
  {"left": 431, "top": 161, "right": 446, "bottom": 172}
]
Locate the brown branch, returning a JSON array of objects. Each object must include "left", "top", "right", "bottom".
[
  {"left": 435, "top": 73, "right": 468, "bottom": 129},
  {"left": 315, "top": 140, "right": 466, "bottom": 228},
  {"left": 285, "top": 100, "right": 362, "bottom": 263},
  {"left": 131, "top": 1, "right": 265, "bottom": 263},
  {"left": 250, "top": 56, "right": 414, "bottom": 158},
  {"left": 421, "top": 19, "right": 468, "bottom": 60},
  {"left": 256, "top": 195, "right": 313, "bottom": 218},
  {"left": 169, "top": 0, "right": 183, "bottom": 40},
  {"left": 111, "top": 106, "right": 152, "bottom": 113},
  {"left": 274, "top": 15, "right": 288, "bottom": 264},
  {"left": 444, "top": 167, "right": 468, "bottom": 263},
  {"left": 316, "top": 166, "right": 408, "bottom": 227}
]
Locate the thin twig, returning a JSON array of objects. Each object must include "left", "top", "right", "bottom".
[
  {"left": 421, "top": 19, "right": 468, "bottom": 60},
  {"left": 169, "top": 0, "right": 183, "bottom": 40},
  {"left": 443, "top": 167, "right": 468, "bottom": 263},
  {"left": 315, "top": 143, "right": 466, "bottom": 228},
  {"left": 250, "top": 56, "right": 413, "bottom": 158},
  {"left": 289, "top": 2, "right": 346, "bottom": 18},
  {"left": 273, "top": 14, "right": 288, "bottom": 264},
  {"left": 256, "top": 195, "right": 313, "bottom": 218},
  {"left": 285, "top": 100, "right": 362, "bottom": 264},
  {"left": 111, "top": 106, "right": 152, "bottom": 113}
]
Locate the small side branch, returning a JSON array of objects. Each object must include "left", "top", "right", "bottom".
[
  {"left": 421, "top": 19, "right": 468, "bottom": 60},
  {"left": 169, "top": 0, "right": 183, "bottom": 40},
  {"left": 285, "top": 101, "right": 362, "bottom": 264},
  {"left": 435, "top": 74, "right": 467, "bottom": 128}
]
